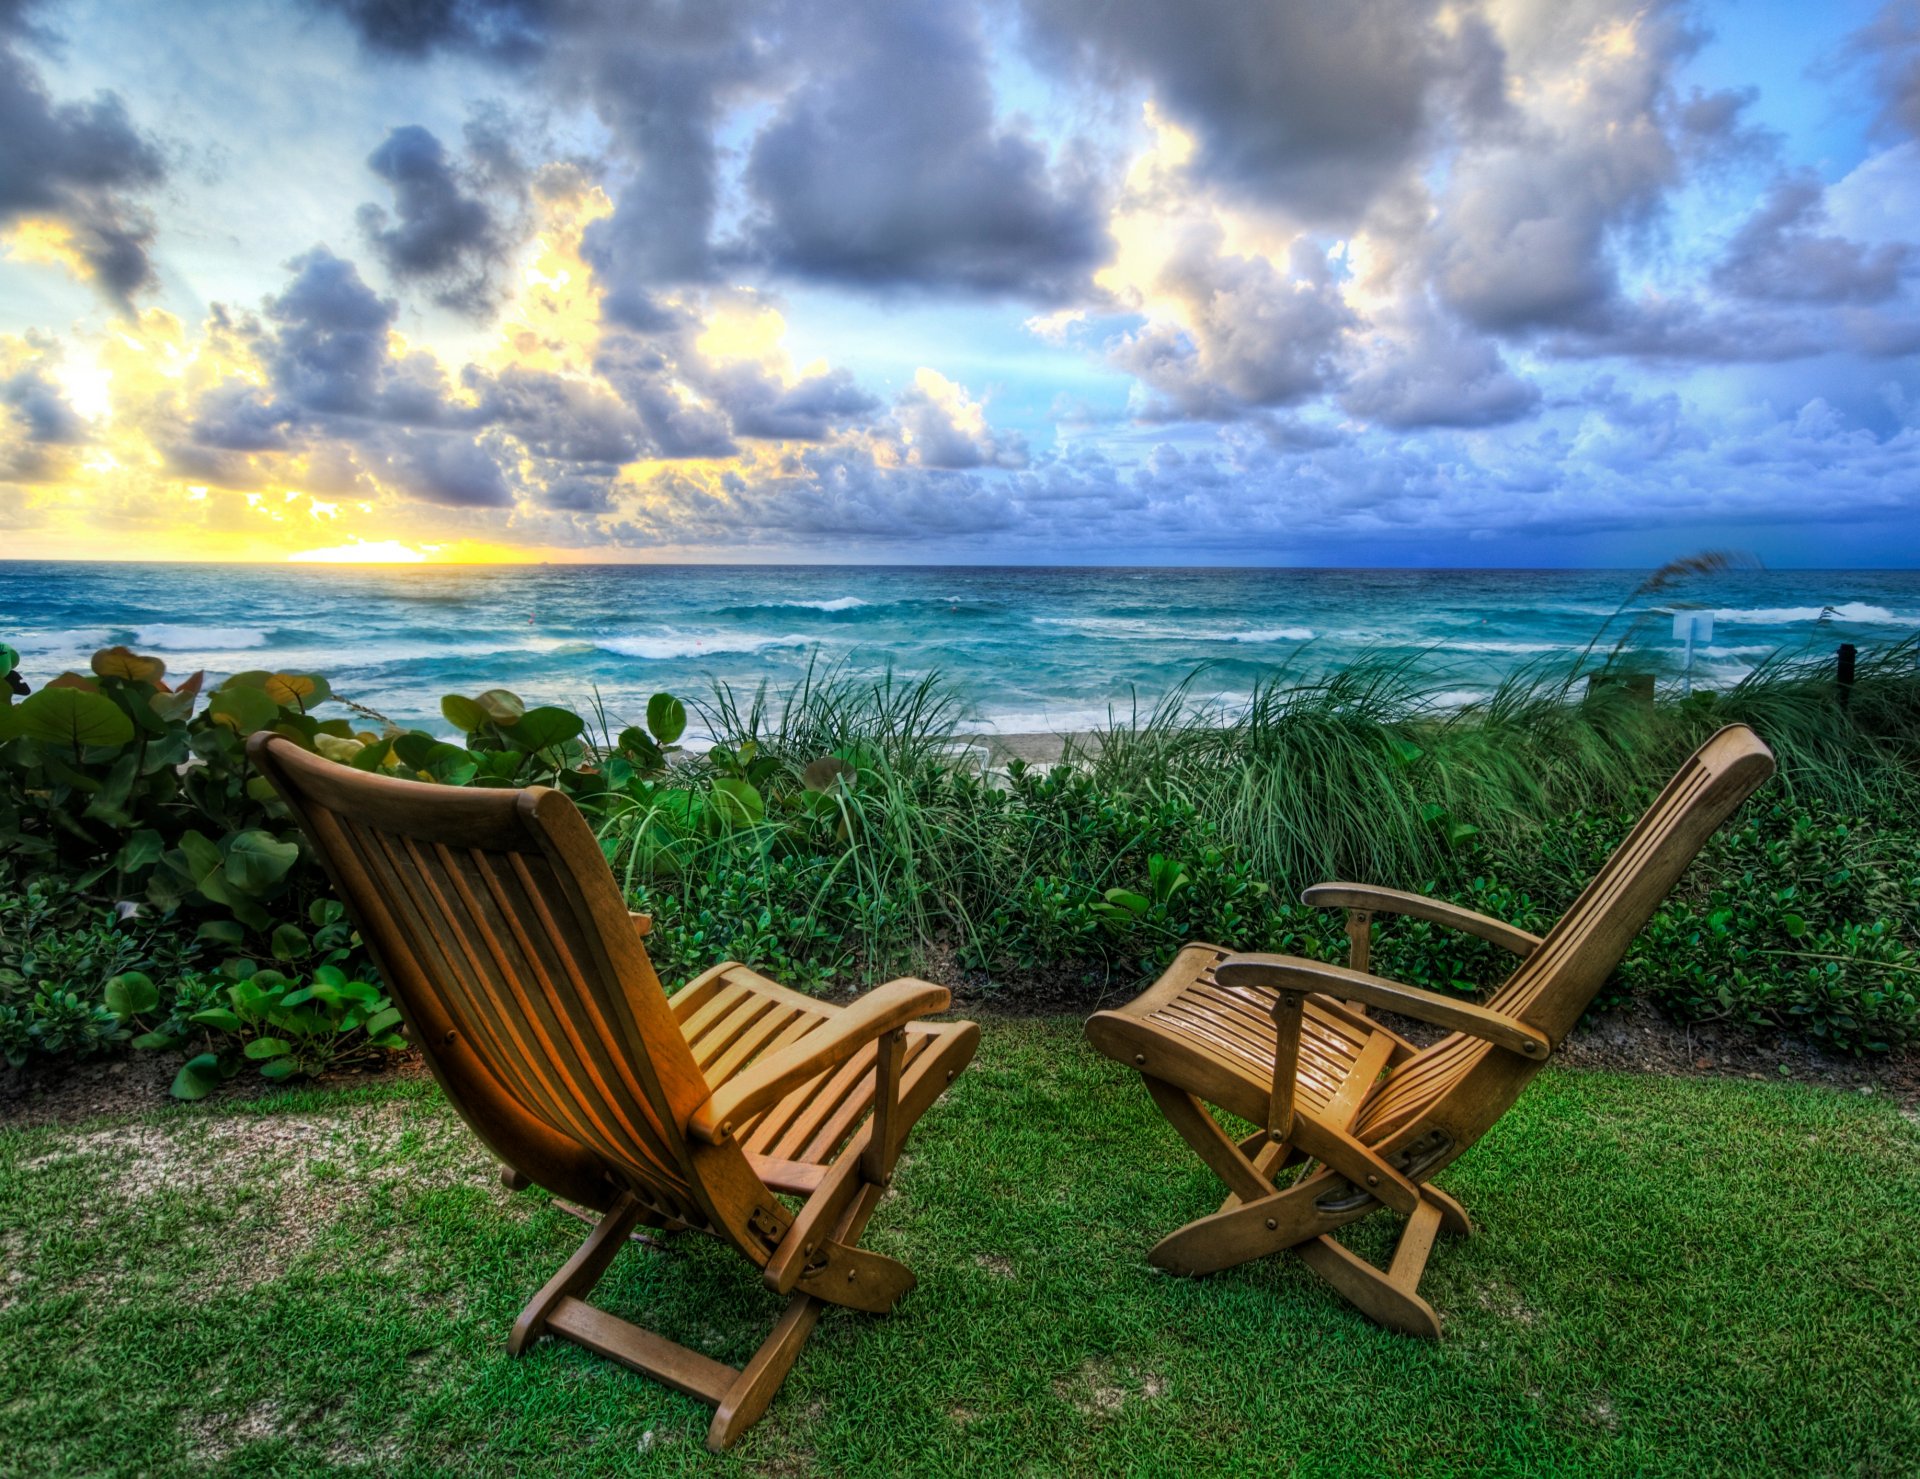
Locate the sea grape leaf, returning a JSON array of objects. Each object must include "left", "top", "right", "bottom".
[
  {"left": 12, "top": 685, "right": 134, "bottom": 749},
  {"left": 440, "top": 693, "right": 489, "bottom": 733},
  {"left": 91, "top": 646, "right": 167, "bottom": 683},
  {"left": 224, "top": 829, "right": 300, "bottom": 894},
  {"left": 476, "top": 688, "right": 525, "bottom": 725},
  {"left": 646, "top": 693, "right": 687, "bottom": 745},
  {"left": 208, "top": 685, "right": 279, "bottom": 735},
  {"left": 507, "top": 706, "right": 584, "bottom": 752}
]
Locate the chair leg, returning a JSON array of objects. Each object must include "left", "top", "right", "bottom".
[
  {"left": 1421, "top": 1182, "right": 1473, "bottom": 1238},
  {"left": 708, "top": 1294, "right": 824, "bottom": 1450},
  {"left": 509, "top": 1151, "right": 910, "bottom": 1451},
  {"left": 510, "top": 1192, "right": 649, "bottom": 1355}
]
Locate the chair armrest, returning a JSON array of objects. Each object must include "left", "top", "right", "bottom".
[
  {"left": 688, "top": 978, "right": 951, "bottom": 1144},
  {"left": 1302, "top": 883, "right": 1542, "bottom": 958},
  {"left": 629, "top": 911, "right": 653, "bottom": 938},
  {"left": 1215, "top": 954, "right": 1550, "bottom": 1059}
]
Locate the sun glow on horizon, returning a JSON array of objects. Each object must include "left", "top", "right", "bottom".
[{"left": 287, "top": 540, "right": 430, "bottom": 564}]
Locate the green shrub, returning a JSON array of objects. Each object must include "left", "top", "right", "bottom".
[{"left": 3, "top": 628, "right": 1917, "bottom": 1082}]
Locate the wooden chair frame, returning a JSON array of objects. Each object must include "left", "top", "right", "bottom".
[
  {"left": 1086, "top": 726, "right": 1775, "bottom": 1337},
  {"left": 250, "top": 734, "right": 978, "bottom": 1449}
]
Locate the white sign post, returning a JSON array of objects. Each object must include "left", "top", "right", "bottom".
[{"left": 1673, "top": 610, "right": 1714, "bottom": 696}]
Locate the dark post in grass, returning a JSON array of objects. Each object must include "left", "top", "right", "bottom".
[{"left": 1838, "top": 643, "right": 1857, "bottom": 711}]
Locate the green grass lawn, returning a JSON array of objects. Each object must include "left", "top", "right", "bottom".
[{"left": 1, "top": 1018, "right": 1916, "bottom": 1478}]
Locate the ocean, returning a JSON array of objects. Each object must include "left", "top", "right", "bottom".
[{"left": 2, "top": 563, "right": 1916, "bottom": 737}]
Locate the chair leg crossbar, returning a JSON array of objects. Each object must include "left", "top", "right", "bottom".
[
  {"left": 1140, "top": 1078, "right": 1472, "bottom": 1339},
  {"left": 508, "top": 1191, "right": 846, "bottom": 1451},
  {"left": 510, "top": 1175, "right": 898, "bottom": 1452}
]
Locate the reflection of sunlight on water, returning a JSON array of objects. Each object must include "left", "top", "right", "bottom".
[{"left": 288, "top": 540, "right": 430, "bottom": 564}]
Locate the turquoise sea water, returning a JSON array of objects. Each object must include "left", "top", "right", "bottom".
[{"left": 2, "top": 563, "right": 1917, "bottom": 736}]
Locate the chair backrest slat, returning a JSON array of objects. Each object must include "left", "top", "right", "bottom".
[
  {"left": 1356, "top": 725, "right": 1774, "bottom": 1148},
  {"left": 1490, "top": 726, "right": 1772, "bottom": 1042},
  {"left": 250, "top": 735, "right": 714, "bottom": 1226}
]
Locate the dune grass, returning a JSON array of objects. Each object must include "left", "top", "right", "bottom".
[{"left": 2, "top": 1017, "right": 1916, "bottom": 1477}]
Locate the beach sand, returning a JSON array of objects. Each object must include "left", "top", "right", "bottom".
[{"left": 957, "top": 731, "right": 1098, "bottom": 767}]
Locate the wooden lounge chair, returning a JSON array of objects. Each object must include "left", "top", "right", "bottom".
[
  {"left": 249, "top": 734, "right": 979, "bottom": 1450},
  {"left": 1085, "top": 725, "right": 1773, "bottom": 1337}
]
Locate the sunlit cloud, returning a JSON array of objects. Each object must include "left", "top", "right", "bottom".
[{"left": 1, "top": 0, "right": 1917, "bottom": 566}]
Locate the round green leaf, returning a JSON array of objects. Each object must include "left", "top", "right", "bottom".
[
  {"left": 259, "top": 1058, "right": 300, "bottom": 1080},
  {"left": 13, "top": 685, "right": 134, "bottom": 749},
  {"left": 646, "top": 692, "right": 687, "bottom": 745},
  {"left": 91, "top": 645, "right": 167, "bottom": 683},
  {"left": 711, "top": 777, "right": 766, "bottom": 826},
  {"left": 508, "top": 705, "right": 585, "bottom": 752},
  {"left": 440, "top": 693, "right": 489, "bottom": 732},
  {"left": 208, "top": 684, "right": 280, "bottom": 735},
  {"left": 264, "top": 672, "right": 331, "bottom": 710},
  {"left": 171, "top": 1053, "right": 221, "bottom": 1100},
  {"left": 244, "top": 1037, "right": 291, "bottom": 1059},
  {"left": 104, "top": 971, "right": 159, "bottom": 1018},
  {"left": 224, "top": 830, "right": 301, "bottom": 894},
  {"left": 476, "top": 688, "right": 526, "bottom": 725},
  {"left": 270, "top": 923, "right": 311, "bottom": 961},
  {"left": 190, "top": 1007, "right": 244, "bottom": 1033},
  {"left": 363, "top": 1006, "right": 404, "bottom": 1038}
]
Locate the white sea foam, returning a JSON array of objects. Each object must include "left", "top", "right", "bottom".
[
  {"left": 1713, "top": 602, "right": 1915, "bottom": 625},
  {"left": 597, "top": 631, "right": 814, "bottom": 661},
  {"left": 1035, "top": 616, "right": 1313, "bottom": 643},
  {"left": 134, "top": 624, "right": 271, "bottom": 650},
  {"left": 6, "top": 628, "right": 112, "bottom": 653},
  {"left": 783, "top": 596, "right": 869, "bottom": 612},
  {"left": 1442, "top": 639, "right": 1567, "bottom": 655}
]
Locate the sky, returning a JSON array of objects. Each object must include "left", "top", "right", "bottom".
[{"left": 2, "top": 0, "right": 1919, "bottom": 567}]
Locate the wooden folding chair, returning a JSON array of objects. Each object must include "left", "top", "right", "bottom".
[
  {"left": 250, "top": 734, "right": 979, "bottom": 1449},
  {"left": 1086, "top": 725, "right": 1774, "bottom": 1337}
]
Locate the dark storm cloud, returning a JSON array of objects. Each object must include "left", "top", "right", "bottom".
[
  {"left": 1843, "top": 1, "right": 1920, "bottom": 141},
  {"left": 187, "top": 378, "right": 292, "bottom": 452},
  {"left": 0, "top": 7, "right": 165, "bottom": 307},
  {"left": 357, "top": 427, "right": 515, "bottom": 506},
  {"left": 0, "top": 363, "right": 85, "bottom": 444},
  {"left": 705, "top": 363, "right": 879, "bottom": 442},
  {"left": 466, "top": 363, "right": 646, "bottom": 462},
  {"left": 573, "top": 1, "right": 768, "bottom": 321},
  {"left": 742, "top": 1, "right": 1107, "bottom": 300},
  {"left": 305, "top": 0, "right": 563, "bottom": 64},
  {"left": 591, "top": 328, "right": 738, "bottom": 458},
  {"left": 1016, "top": 0, "right": 1504, "bottom": 221},
  {"left": 1714, "top": 175, "right": 1912, "bottom": 304},
  {"left": 0, "top": 360, "right": 84, "bottom": 483},
  {"left": 357, "top": 125, "right": 507, "bottom": 316},
  {"left": 263, "top": 247, "right": 476, "bottom": 423}
]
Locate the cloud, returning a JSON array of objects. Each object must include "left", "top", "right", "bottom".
[
  {"left": 892, "top": 368, "right": 1028, "bottom": 468},
  {"left": 304, "top": 0, "right": 561, "bottom": 64},
  {"left": 743, "top": 1, "right": 1107, "bottom": 300},
  {"left": 1342, "top": 299, "right": 1541, "bottom": 429},
  {"left": 356, "top": 125, "right": 510, "bottom": 315},
  {"left": 263, "top": 247, "right": 476, "bottom": 423},
  {"left": 1843, "top": 1, "right": 1920, "bottom": 141},
  {"left": 1017, "top": 0, "right": 1505, "bottom": 221},
  {"left": 705, "top": 362, "right": 879, "bottom": 441},
  {"left": 0, "top": 348, "right": 85, "bottom": 482},
  {"left": 0, "top": 6, "right": 166, "bottom": 307},
  {"left": 1111, "top": 228, "right": 1353, "bottom": 420},
  {"left": 1714, "top": 174, "right": 1912, "bottom": 304}
]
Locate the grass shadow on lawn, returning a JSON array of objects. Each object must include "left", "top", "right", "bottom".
[{"left": 1, "top": 1017, "right": 1916, "bottom": 1477}]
